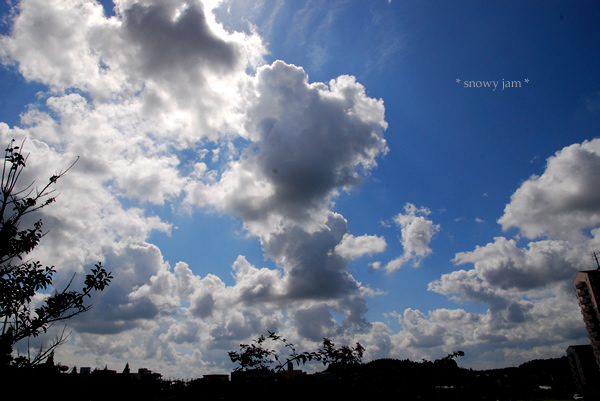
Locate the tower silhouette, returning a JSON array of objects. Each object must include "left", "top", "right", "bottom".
[{"left": 574, "top": 256, "right": 600, "bottom": 369}]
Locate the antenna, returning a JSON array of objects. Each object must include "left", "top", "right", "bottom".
[{"left": 593, "top": 251, "right": 600, "bottom": 270}]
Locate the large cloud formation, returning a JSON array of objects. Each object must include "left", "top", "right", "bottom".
[
  {"left": 0, "top": 0, "right": 389, "bottom": 377},
  {"left": 0, "top": 0, "right": 595, "bottom": 377},
  {"left": 420, "top": 140, "right": 600, "bottom": 368}
]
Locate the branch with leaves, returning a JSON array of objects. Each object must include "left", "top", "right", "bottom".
[
  {"left": 228, "top": 331, "right": 365, "bottom": 373},
  {"left": 317, "top": 337, "right": 365, "bottom": 367},
  {"left": 228, "top": 334, "right": 279, "bottom": 371},
  {"left": 0, "top": 140, "right": 112, "bottom": 367}
]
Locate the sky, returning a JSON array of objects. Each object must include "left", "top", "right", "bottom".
[{"left": 1, "top": 0, "right": 600, "bottom": 379}]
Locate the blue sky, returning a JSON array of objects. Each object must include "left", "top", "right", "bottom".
[{"left": 1, "top": 0, "right": 600, "bottom": 378}]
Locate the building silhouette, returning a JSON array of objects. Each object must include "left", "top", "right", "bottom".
[
  {"left": 574, "top": 269, "right": 600, "bottom": 369},
  {"left": 567, "top": 345, "right": 600, "bottom": 399}
]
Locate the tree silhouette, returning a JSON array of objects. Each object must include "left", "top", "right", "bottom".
[
  {"left": 0, "top": 140, "right": 112, "bottom": 367},
  {"left": 228, "top": 334, "right": 278, "bottom": 371},
  {"left": 229, "top": 331, "right": 364, "bottom": 372},
  {"left": 318, "top": 337, "right": 364, "bottom": 367}
]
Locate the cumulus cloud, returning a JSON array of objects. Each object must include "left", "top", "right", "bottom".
[
  {"left": 499, "top": 139, "right": 600, "bottom": 240},
  {"left": 0, "top": 0, "right": 389, "bottom": 377},
  {"left": 411, "top": 139, "right": 600, "bottom": 368},
  {"left": 334, "top": 233, "right": 387, "bottom": 260},
  {"left": 385, "top": 203, "right": 440, "bottom": 272},
  {"left": 396, "top": 308, "right": 480, "bottom": 349},
  {"left": 1, "top": 0, "right": 266, "bottom": 144},
  {"left": 122, "top": 2, "right": 240, "bottom": 78},
  {"left": 427, "top": 139, "right": 600, "bottom": 338},
  {"left": 185, "top": 60, "right": 388, "bottom": 236},
  {"left": 7, "top": 0, "right": 593, "bottom": 378},
  {"left": 388, "top": 298, "right": 584, "bottom": 369},
  {"left": 0, "top": 0, "right": 111, "bottom": 92}
]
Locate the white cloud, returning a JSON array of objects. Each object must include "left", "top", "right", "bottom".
[
  {"left": 2, "top": 0, "right": 267, "bottom": 145},
  {"left": 0, "top": 0, "right": 113, "bottom": 93},
  {"left": 415, "top": 139, "right": 600, "bottom": 368},
  {"left": 5, "top": 0, "right": 594, "bottom": 378},
  {"left": 499, "top": 139, "right": 600, "bottom": 240},
  {"left": 385, "top": 203, "right": 440, "bottom": 272},
  {"left": 396, "top": 308, "right": 480, "bottom": 349},
  {"left": 385, "top": 297, "right": 585, "bottom": 370},
  {"left": 334, "top": 233, "right": 387, "bottom": 260},
  {"left": 0, "top": 0, "right": 390, "bottom": 377},
  {"left": 185, "top": 61, "right": 388, "bottom": 238}
]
